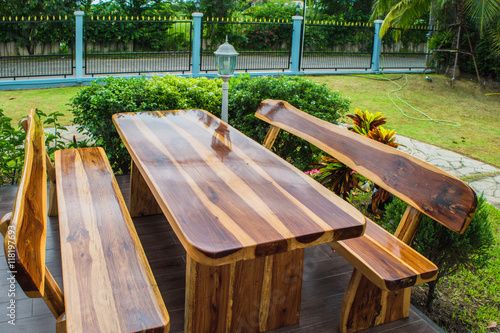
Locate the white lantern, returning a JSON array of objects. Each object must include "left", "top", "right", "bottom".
[{"left": 214, "top": 36, "right": 239, "bottom": 76}]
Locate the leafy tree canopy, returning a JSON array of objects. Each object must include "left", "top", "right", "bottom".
[{"left": 372, "top": 0, "right": 500, "bottom": 56}]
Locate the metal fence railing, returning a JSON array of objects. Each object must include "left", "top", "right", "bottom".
[
  {"left": 380, "top": 27, "right": 433, "bottom": 70},
  {"left": 84, "top": 17, "right": 192, "bottom": 75},
  {"left": 200, "top": 19, "right": 293, "bottom": 72},
  {"left": 0, "top": 14, "right": 438, "bottom": 81},
  {"left": 0, "top": 18, "right": 74, "bottom": 78},
  {"left": 301, "top": 22, "right": 374, "bottom": 70}
]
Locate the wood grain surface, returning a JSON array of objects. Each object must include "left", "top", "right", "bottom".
[
  {"left": 255, "top": 99, "right": 477, "bottom": 234},
  {"left": 331, "top": 219, "right": 438, "bottom": 291},
  {"left": 185, "top": 249, "right": 303, "bottom": 333},
  {"left": 55, "top": 147, "right": 169, "bottom": 333},
  {"left": 113, "top": 110, "right": 366, "bottom": 266},
  {"left": 5, "top": 109, "right": 47, "bottom": 298}
]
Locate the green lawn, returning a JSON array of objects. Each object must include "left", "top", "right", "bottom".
[
  {"left": 0, "top": 86, "right": 81, "bottom": 126},
  {"left": 307, "top": 74, "right": 500, "bottom": 168}
]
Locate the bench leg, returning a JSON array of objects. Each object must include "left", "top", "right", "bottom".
[
  {"left": 185, "top": 249, "right": 304, "bottom": 333},
  {"left": 48, "top": 180, "right": 58, "bottom": 217},
  {"left": 340, "top": 269, "right": 410, "bottom": 333},
  {"left": 129, "top": 161, "right": 162, "bottom": 217}
]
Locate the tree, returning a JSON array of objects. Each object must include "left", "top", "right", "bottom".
[
  {"left": 372, "top": 0, "right": 500, "bottom": 58},
  {"left": 114, "top": 0, "right": 162, "bottom": 17},
  {"left": 0, "top": 0, "right": 77, "bottom": 54},
  {"left": 200, "top": 0, "right": 237, "bottom": 19},
  {"left": 320, "top": 0, "right": 373, "bottom": 21}
]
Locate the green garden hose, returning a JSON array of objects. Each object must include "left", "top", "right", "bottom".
[{"left": 363, "top": 73, "right": 462, "bottom": 127}]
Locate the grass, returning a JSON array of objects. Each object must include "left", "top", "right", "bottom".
[
  {"left": 0, "top": 86, "right": 82, "bottom": 126},
  {"left": 307, "top": 74, "right": 500, "bottom": 168},
  {"left": 414, "top": 203, "right": 500, "bottom": 333},
  {"left": 461, "top": 172, "right": 500, "bottom": 182}
]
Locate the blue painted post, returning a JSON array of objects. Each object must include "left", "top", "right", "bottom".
[
  {"left": 192, "top": 12, "right": 203, "bottom": 76},
  {"left": 290, "top": 15, "right": 303, "bottom": 74},
  {"left": 371, "top": 20, "right": 383, "bottom": 73},
  {"left": 75, "top": 10, "right": 84, "bottom": 83}
]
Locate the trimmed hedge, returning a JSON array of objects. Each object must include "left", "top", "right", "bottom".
[
  {"left": 70, "top": 74, "right": 350, "bottom": 173},
  {"left": 229, "top": 74, "right": 350, "bottom": 169}
]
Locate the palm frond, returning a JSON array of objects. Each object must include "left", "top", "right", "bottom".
[
  {"left": 487, "top": 21, "right": 500, "bottom": 57},
  {"left": 379, "top": 0, "right": 433, "bottom": 38},
  {"left": 463, "top": 0, "right": 500, "bottom": 35}
]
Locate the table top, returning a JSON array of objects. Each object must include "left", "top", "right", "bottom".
[{"left": 113, "top": 110, "right": 366, "bottom": 266}]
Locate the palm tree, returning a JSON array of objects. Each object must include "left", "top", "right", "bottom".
[{"left": 372, "top": 0, "right": 500, "bottom": 59}]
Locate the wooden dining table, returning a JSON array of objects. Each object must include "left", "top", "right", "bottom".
[{"left": 112, "top": 109, "right": 366, "bottom": 333}]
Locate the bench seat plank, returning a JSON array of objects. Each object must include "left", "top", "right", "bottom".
[
  {"left": 331, "top": 219, "right": 438, "bottom": 291},
  {"left": 55, "top": 147, "right": 169, "bottom": 333}
]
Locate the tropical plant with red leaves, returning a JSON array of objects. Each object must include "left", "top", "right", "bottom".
[{"left": 347, "top": 108, "right": 387, "bottom": 136}]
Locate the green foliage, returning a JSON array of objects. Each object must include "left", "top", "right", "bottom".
[
  {"left": 380, "top": 196, "right": 494, "bottom": 310},
  {"left": 201, "top": 0, "right": 237, "bottom": 20},
  {"left": 460, "top": 32, "right": 500, "bottom": 79},
  {"left": 347, "top": 108, "right": 387, "bottom": 136},
  {"left": 35, "top": 109, "right": 68, "bottom": 159},
  {"left": 70, "top": 75, "right": 350, "bottom": 173},
  {"left": 243, "top": 0, "right": 296, "bottom": 22},
  {"left": 228, "top": 74, "right": 351, "bottom": 170},
  {"left": 0, "top": 109, "right": 25, "bottom": 186},
  {"left": 307, "top": 108, "right": 397, "bottom": 211},
  {"left": 0, "top": 108, "right": 70, "bottom": 186},
  {"left": 70, "top": 76, "right": 222, "bottom": 173},
  {"left": 311, "top": 155, "right": 363, "bottom": 198},
  {"left": 429, "top": 29, "right": 500, "bottom": 78},
  {"left": 374, "top": 0, "right": 500, "bottom": 58},
  {"left": 245, "top": 25, "right": 281, "bottom": 50},
  {"left": 442, "top": 203, "right": 500, "bottom": 332}
]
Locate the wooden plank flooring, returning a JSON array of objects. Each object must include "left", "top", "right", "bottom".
[{"left": 0, "top": 176, "right": 441, "bottom": 333}]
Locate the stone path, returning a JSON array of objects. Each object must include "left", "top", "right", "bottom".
[
  {"left": 50, "top": 125, "right": 500, "bottom": 210},
  {"left": 397, "top": 136, "right": 500, "bottom": 210}
]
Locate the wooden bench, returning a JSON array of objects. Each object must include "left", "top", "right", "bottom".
[
  {"left": 0, "top": 109, "right": 170, "bottom": 333},
  {"left": 255, "top": 100, "right": 477, "bottom": 333}
]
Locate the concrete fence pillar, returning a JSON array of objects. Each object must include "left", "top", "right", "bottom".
[
  {"left": 75, "top": 10, "right": 84, "bottom": 82},
  {"left": 192, "top": 12, "right": 203, "bottom": 76},
  {"left": 371, "top": 19, "right": 384, "bottom": 73},
  {"left": 290, "top": 15, "right": 303, "bottom": 74}
]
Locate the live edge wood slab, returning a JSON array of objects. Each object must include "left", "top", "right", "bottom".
[
  {"left": 255, "top": 99, "right": 478, "bottom": 333},
  {"left": 113, "top": 110, "right": 367, "bottom": 332}
]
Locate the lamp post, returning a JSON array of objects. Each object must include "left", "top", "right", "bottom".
[
  {"left": 214, "top": 37, "right": 238, "bottom": 123},
  {"left": 76, "top": 0, "right": 81, "bottom": 9}
]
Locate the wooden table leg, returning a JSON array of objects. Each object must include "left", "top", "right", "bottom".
[
  {"left": 129, "top": 161, "right": 162, "bottom": 217},
  {"left": 185, "top": 249, "right": 304, "bottom": 333}
]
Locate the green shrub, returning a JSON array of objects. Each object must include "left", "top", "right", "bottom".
[
  {"left": 71, "top": 75, "right": 222, "bottom": 173},
  {"left": 71, "top": 74, "right": 350, "bottom": 173},
  {"left": 0, "top": 109, "right": 25, "bottom": 186},
  {"left": 380, "top": 196, "right": 494, "bottom": 311},
  {"left": 228, "top": 74, "right": 350, "bottom": 169},
  {"left": 0, "top": 109, "right": 69, "bottom": 186}
]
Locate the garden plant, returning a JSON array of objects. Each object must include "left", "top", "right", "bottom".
[{"left": 70, "top": 74, "right": 351, "bottom": 173}]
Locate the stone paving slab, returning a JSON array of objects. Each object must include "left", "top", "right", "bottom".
[{"left": 396, "top": 136, "right": 500, "bottom": 210}]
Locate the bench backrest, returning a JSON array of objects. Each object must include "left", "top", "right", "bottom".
[
  {"left": 0, "top": 109, "right": 65, "bottom": 318},
  {"left": 255, "top": 99, "right": 477, "bottom": 235},
  {"left": 5, "top": 109, "right": 47, "bottom": 296}
]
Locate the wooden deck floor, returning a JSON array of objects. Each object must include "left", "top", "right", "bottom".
[{"left": 0, "top": 176, "right": 441, "bottom": 333}]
